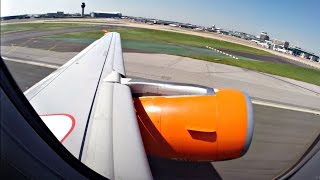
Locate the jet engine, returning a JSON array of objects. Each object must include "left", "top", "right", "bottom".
[{"left": 125, "top": 79, "right": 254, "bottom": 161}]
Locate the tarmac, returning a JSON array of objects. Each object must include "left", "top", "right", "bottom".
[
  {"left": 1, "top": 26, "right": 320, "bottom": 179},
  {"left": 2, "top": 46, "right": 318, "bottom": 110},
  {"left": 2, "top": 18, "right": 319, "bottom": 68},
  {"left": 220, "top": 48, "right": 311, "bottom": 68},
  {"left": 2, "top": 48, "right": 320, "bottom": 180},
  {"left": 0, "top": 25, "right": 314, "bottom": 68},
  {"left": 123, "top": 53, "right": 320, "bottom": 110}
]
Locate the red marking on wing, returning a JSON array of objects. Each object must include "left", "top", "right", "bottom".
[{"left": 40, "top": 114, "right": 76, "bottom": 143}]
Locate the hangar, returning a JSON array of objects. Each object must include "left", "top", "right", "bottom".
[{"left": 90, "top": 11, "right": 122, "bottom": 18}]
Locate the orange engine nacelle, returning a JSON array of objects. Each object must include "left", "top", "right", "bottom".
[{"left": 134, "top": 89, "right": 253, "bottom": 161}]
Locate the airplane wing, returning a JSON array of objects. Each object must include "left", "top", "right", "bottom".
[
  {"left": 24, "top": 32, "right": 152, "bottom": 179},
  {"left": 10, "top": 31, "right": 253, "bottom": 179}
]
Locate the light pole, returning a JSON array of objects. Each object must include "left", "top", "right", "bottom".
[{"left": 81, "top": 2, "right": 86, "bottom": 17}]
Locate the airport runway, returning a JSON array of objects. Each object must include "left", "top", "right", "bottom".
[
  {"left": 2, "top": 48, "right": 319, "bottom": 110},
  {"left": 1, "top": 27, "right": 320, "bottom": 179},
  {"left": 1, "top": 26, "right": 104, "bottom": 53},
  {"left": 3, "top": 60, "right": 55, "bottom": 91},
  {"left": 123, "top": 53, "right": 320, "bottom": 110},
  {"left": 0, "top": 25, "right": 311, "bottom": 68},
  {"left": 3, "top": 59, "right": 320, "bottom": 180},
  {"left": 1, "top": 26, "right": 103, "bottom": 43},
  {"left": 220, "top": 48, "right": 310, "bottom": 68}
]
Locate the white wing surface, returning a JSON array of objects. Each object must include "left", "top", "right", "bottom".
[{"left": 24, "top": 32, "right": 152, "bottom": 179}]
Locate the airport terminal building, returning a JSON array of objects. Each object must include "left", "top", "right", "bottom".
[
  {"left": 90, "top": 11, "right": 122, "bottom": 18},
  {"left": 288, "top": 47, "right": 319, "bottom": 62}
]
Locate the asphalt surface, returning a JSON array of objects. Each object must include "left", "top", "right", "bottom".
[
  {"left": 3, "top": 48, "right": 319, "bottom": 110},
  {"left": 4, "top": 37, "right": 91, "bottom": 53},
  {"left": 3, "top": 60, "right": 320, "bottom": 180},
  {"left": 4, "top": 60, "right": 55, "bottom": 91},
  {"left": 1, "top": 26, "right": 100, "bottom": 53},
  {"left": 0, "top": 26, "right": 312, "bottom": 68},
  {"left": 1, "top": 26, "right": 104, "bottom": 43},
  {"left": 123, "top": 53, "right": 320, "bottom": 110},
  {"left": 221, "top": 48, "right": 311, "bottom": 68},
  {"left": 1, "top": 26, "right": 320, "bottom": 179}
]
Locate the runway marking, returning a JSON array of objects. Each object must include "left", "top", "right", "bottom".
[
  {"left": 252, "top": 99, "right": 320, "bottom": 114},
  {"left": 5, "top": 45, "right": 20, "bottom": 55},
  {"left": 48, "top": 45, "right": 57, "bottom": 51},
  {"left": 5, "top": 38, "right": 35, "bottom": 54},
  {"left": 2, "top": 56, "right": 319, "bottom": 114},
  {"left": 3, "top": 57, "right": 60, "bottom": 69},
  {"left": 21, "top": 38, "right": 35, "bottom": 45}
]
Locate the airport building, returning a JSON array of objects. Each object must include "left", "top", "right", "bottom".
[
  {"left": 1, "top": 15, "right": 30, "bottom": 20},
  {"left": 272, "top": 39, "right": 289, "bottom": 49},
  {"left": 179, "top": 23, "right": 198, "bottom": 29},
  {"left": 260, "top": 32, "right": 270, "bottom": 42},
  {"left": 230, "top": 31, "right": 258, "bottom": 40},
  {"left": 64, "top": 13, "right": 82, "bottom": 18},
  {"left": 46, "top": 11, "right": 64, "bottom": 18},
  {"left": 288, "top": 47, "right": 319, "bottom": 62},
  {"left": 90, "top": 11, "right": 122, "bottom": 18}
]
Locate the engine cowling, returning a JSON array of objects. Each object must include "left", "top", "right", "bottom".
[{"left": 134, "top": 89, "right": 253, "bottom": 161}]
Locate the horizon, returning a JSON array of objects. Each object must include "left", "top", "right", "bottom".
[{"left": 1, "top": 0, "right": 319, "bottom": 56}]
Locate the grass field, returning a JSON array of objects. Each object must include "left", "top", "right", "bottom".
[
  {"left": 46, "top": 28, "right": 320, "bottom": 86},
  {"left": 0, "top": 23, "right": 93, "bottom": 34},
  {"left": 121, "top": 40, "right": 257, "bottom": 61},
  {"left": 191, "top": 55, "right": 320, "bottom": 86},
  {"left": 3, "top": 23, "right": 319, "bottom": 86},
  {"left": 47, "top": 27, "right": 272, "bottom": 56}
]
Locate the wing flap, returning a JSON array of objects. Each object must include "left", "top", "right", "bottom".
[
  {"left": 81, "top": 81, "right": 152, "bottom": 179},
  {"left": 112, "top": 83, "right": 152, "bottom": 179},
  {"left": 81, "top": 81, "right": 114, "bottom": 178}
]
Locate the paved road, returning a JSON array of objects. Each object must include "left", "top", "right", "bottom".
[{"left": 3, "top": 60, "right": 320, "bottom": 180}]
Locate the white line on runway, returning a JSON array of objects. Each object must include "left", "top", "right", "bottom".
[
  {"left": 214, "top": 88, "right": 320, "bottom": 114},
  {"left": 252, "top": 99, "right": 320, "bottom": 114},
  {"left": 3, "top": 56, "right": 60, "bottom": 69},
  {"left": 2, "top": 56, "right": 319, "bottom": 114}
]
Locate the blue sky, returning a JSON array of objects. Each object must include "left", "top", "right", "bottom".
[{"left": 1, "top": 0, "right": 319, "bottom": 55}]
